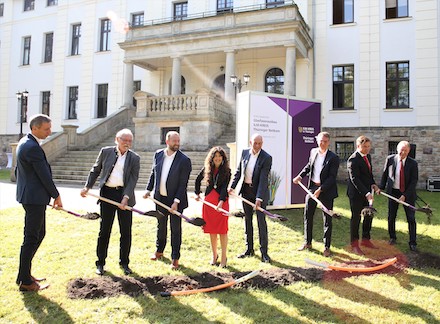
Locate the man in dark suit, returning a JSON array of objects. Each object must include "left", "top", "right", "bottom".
[
  {"left": 379, "top": 141, "right": 418, "bottom": 251},
  {"left": 81, "top": 129, "right": 140, "bottom": 275},
  {"left": 293, "top": 132, "right": 340, "bottom": 257},
  {"left": 229, "top": 134, "right": 272, "bottom": 263},
  {"left": 143, "top": 131, "right": 192, "bottom": 270},
  {"left": 347, "top": 135, "right": 380, "bottom": 255},
  {"left": 16, "top": 114, "right": 63, "bottom": 292}
]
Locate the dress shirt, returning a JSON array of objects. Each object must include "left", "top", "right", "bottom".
[
  {"left": 311, "top": 150, "right": 327, "bottom": 184},
  {"left": 106, "top": 147, "right": 126, "bottom": 188},
  {"left": 393, "top": 157, "right": 406, "bottom": 190},
  {"left": 244, "top": 150, "right": 260, "bottom": 184},
  {"left": 160, "top": 150, "right": 177, "bottom": 196}
]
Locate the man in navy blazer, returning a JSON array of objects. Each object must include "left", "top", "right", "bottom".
[
  {"left": 347, "top": 135, "right": 380, "bottom": 255},
  {"left": 81, "top": 129, "right": 140, "bottom": 275},
  {"left": 379, "top": 141, "right": 419, "bottom": 251},
  {"left": 15, "top": 114, "right": 63, "bottom": 291},
  {"left": 293, "top": 132, "right": 340, "bottom": 257},
  {"left": 229, "top": 134, "right": 272, "bottom": 263},
  {"left": 143, "top": 131, "right": 192, "bottom": 270}
]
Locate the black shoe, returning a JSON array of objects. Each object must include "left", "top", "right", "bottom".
[
  {"left": 96, "top": 265, "right": 104, "bottom": 275},
  {"left": 121, "top": 264, "right": 133, "bottom": 275},
  {"left": 237, "top": 250, "right": 255, "bottom": 258},
  {"left": 261, "top": 254, "right": 271, "bottom": 263},
  {"left": 389, "top": 238, "right": 397, "bottom": 245},
  {"left": 409, "top": 244, "right": 418, "bottom": 252}
]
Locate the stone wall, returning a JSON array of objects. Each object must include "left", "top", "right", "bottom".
[{"left": 326, "top": 126, "right": 440, "bottom": 190}]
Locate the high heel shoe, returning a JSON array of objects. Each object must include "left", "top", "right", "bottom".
[
  {"left": 219, "top": 258, "right": 227, "bottom": 268},
  {"left": 210, "top": 256, "right": 218, "bottom": 266}
]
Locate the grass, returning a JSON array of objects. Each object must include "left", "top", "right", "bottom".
[
  {"left": 0, "top": 169, "right": 10, "bottom": 181},
  {"left": 0, "top": 184, "right": 439, "bottom": 323}
]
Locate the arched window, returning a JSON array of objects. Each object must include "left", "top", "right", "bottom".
[
  {"left": 168, "top": 76, "right": 186, "bottom": 94},
  {"left": 265, "top": 68, "right": 284, "bottom": 94}
]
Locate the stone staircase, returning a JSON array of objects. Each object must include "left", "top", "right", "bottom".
[{"left": 50, "top": 129, "right": 236, "bottom": 192}]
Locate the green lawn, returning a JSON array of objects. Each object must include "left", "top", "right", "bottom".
[
  {"left": 0, "top": 185, "right": 439, "bottom": 323},
  {"left": 0, "top": 169, "right": 10, "bottom": 181}
]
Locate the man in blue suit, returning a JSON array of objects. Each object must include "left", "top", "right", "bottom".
[
  {"left": 143, "top": 131, "right": 192, "bottom": 270},
  {"left": 229, "top": 134, "right": 272, "bottom": 263},
  {"left": 15, "top": 114, "right": 63, "bottom": 291},
  {"left": 81, "top": 129, "right": 140, "bottom": 276},
  {"left": 293, "top": 132, "right": 340, "bottom": 257},
  {"left": 379, "top": 141, "right": 419, "bottom": 251}
]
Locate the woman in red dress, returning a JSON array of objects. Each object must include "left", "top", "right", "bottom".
[{"left": 195, "top": 147, "right": 231, "bottom": 268}]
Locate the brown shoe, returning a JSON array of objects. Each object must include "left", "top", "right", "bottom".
[
  {"left": 171, "top": 259, "right": 179, "bottom": 270},
  {"left": 361, "top": 239, "right": 378, "bottom": 249},
  {"left": 19, "top": 281, "right": 49, "bottom": 292},
  {"left": 352, "top": 246, "right": 365, "bottom": 255},
  {"left": 150, "top": 252, "right": 163, "bottom": 261},
  {"left": 298, "top": 243, "right": 312, "bottom": 251},
  {"left": 323, "top": 248, "right": 331, "bottom": 257},
  {"left": 31, "top": 275, "right": 46, "bottom": 283}
]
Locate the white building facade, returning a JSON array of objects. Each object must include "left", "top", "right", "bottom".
[{"left": 1, "top": 0, "right": 439, "bottom": 184}]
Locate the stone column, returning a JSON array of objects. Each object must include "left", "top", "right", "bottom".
[
  {"left": 123, "top": 61, "right": 134, "bottom": 107},
  {"left": 62, "top": 124, "right": 79, "bottom": 147},
  {"left": 284, "top": 45, "right": 297, "bottom": 96},
  {"left": 224, "top": 50, "right": 236, "bottom": 105},
  {"left": 171, "top": 56, "right": 182, "bottom": 95}
]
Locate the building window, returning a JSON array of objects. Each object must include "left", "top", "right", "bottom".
[
  {"left": 336, "top": 141, "right": 354, "bottom": 162},
  {"left": 24, "top": 0, "right": 34, "bottom": 11},
  {"left": 389, "top": 141, "right": 416, "bottom": 158},
  {"left": 22, "top": 36, "right": 31, "bottom": 66},
  {"left": 43, "top": 32, "right": 53, "bottom": 63},
  {"left": 333, "top": 65, "right": 354, "bottom": 110},
  {"left": 266, "top": 0, "right": 284, "bottom": 8},
  {"left": 217, "top": 0, "right": 233, "bottom": 13},
  {"left": 333, "top": 0, "right": 354, "bottom": 24},
  {"left": 99, "top": 19, "right": 111, "bottom": 51},
  {"left": 265, "top": 68, "right": 284, "bottom": 94},
  {"left": 42, "top": 91, "right": 50, "bottom": 116},
  {"left": 0, "top": 3, "right": 4, "bottom": 17},
  {"left": 97, "top": 84, "right": 108, "bottom": 118},
  {"left": 71, "top": 24, "right": 81, "bottom": 55},
  {"left": 68, "top": 86, "right": 78, "bottom": 119},
  {"left": 47, "top": 0, "right": 57, "bottom": 6},
  {"left": 174, "top": 2, "right": 188, "bottom": 20},
  {"left": 386, "top": 61, "right": 409, "bottom": 108},
  {"left": 133, "top": 80, "right": 141, "bottom": 107},
  {"left": 386, "top": 0, "right": 408, "bottom": 19},
  {"left": 131, "top": 12, "right": 144, "bottom": 27}
]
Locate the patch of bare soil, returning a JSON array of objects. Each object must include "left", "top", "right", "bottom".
[{"left": 67, "top": 251, "right": 440, "bottom": 299}]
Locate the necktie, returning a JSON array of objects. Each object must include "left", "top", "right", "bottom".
[
  {"left": 363, "top": 155, "right": 371, "bottom": 172},
  {"left": 399, "top": 160, "right": 405, "bottom": 192}
]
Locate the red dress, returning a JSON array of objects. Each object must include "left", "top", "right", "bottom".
[{"left": 202, "top": 189, "right": 229, "bottom": 234}]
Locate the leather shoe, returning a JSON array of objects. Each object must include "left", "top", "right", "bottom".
[
  {"left": 19, "top": 281, "right": 49, "bottom": 292},
  {"left": 409, "top": 244, "right": 418, "bottom": 252},
  {"left": 389, "top": 238, "right": 397, "bottom": 245},
  {"left": 237, "top": 250, "right": 255, "bottom": 258},
  {"left": 261, "top": 254, "right": 271, "bottom": 263},
  {"left": 150, "top": 252, "right": 163, "bottom": 261},
  {"left": 96, "top": 265, "right": 105, "bottom": 275},
  {"left": 361, "top": 239, "right": 378, "bottom": 249},
  {"left": 121, "top": 264, "right": 133, "bottom": 275},
  {"left": 171, "top": 259, "right": 179, "bottom": 270},
  {"left": 352, "top": 245, "right": 365, "bottom": 255},
  {"left": 298, "top": 243, "right": 312, "bottom": 251},
  {"left": 31, "top": 275, "right": 46, "bottom": 283},
  {"left": 323, "top": 248, "right": 331, "bottom": 257}
]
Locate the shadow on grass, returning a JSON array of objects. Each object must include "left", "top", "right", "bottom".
[{"left": 22, "top": 293, "right": 74, "bottom": 324}]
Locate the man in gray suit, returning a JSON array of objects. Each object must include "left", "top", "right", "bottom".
[
  {"left": 143, "top": 131, "right": 192, "bottom": 270},
  {"left": 16, "top": 114, "right": 63, "bottom": 291},
  {"left": 229, "top": 134, "right": 272, "bottom": 263},
  {"left": 81, "top": 129, "right": 140, "bottom": 275}
]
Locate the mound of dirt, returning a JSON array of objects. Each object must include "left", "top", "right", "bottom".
[{"left": 67, "top": 251, "right": 440, "bottom": 299}]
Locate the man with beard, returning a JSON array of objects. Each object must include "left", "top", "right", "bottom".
[
  {"left": 143, "top": 131, "right": 192, "bottom": 270},
  {"left": 81, "top": 129, "right": 140, "bottom": 276}
]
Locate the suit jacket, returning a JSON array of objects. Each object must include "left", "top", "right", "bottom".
[
  {"left": 379, "top": 154, "right": 418, "bottom": 203},
  {"left": 146, "top": 149, "right": 192, "bottom": 210},
  {"left": 85, "top": 146, "right": 140, "bottom": 206},
  {"left": 298, "top": 148, "right": 340, "bottom": 200},
  {"left": 347, "top": 151, "right": 376, "bottom": 199},
  {"left": 230, "top": 148, "right": 272, "bottom": 203},
  {"left": 195, "top": 167, "right": 231, "bottom": 202},
  {"left": 16, "top": 134, "right": 59, "bottom": 205}
]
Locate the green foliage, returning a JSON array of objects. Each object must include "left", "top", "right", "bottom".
[{"left": 1, "top": 184, "right": 439, "bottom": 323}]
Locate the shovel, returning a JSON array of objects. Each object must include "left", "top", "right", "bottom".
[
  {"left": 147, "top": 196, "right": 206, "bottom": 226},
  {"left": 296, "top": 181, "right": 341, "bottom": 219},
  {"left": 229, "top": 192, "right": 288, "bottom": 221}
]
